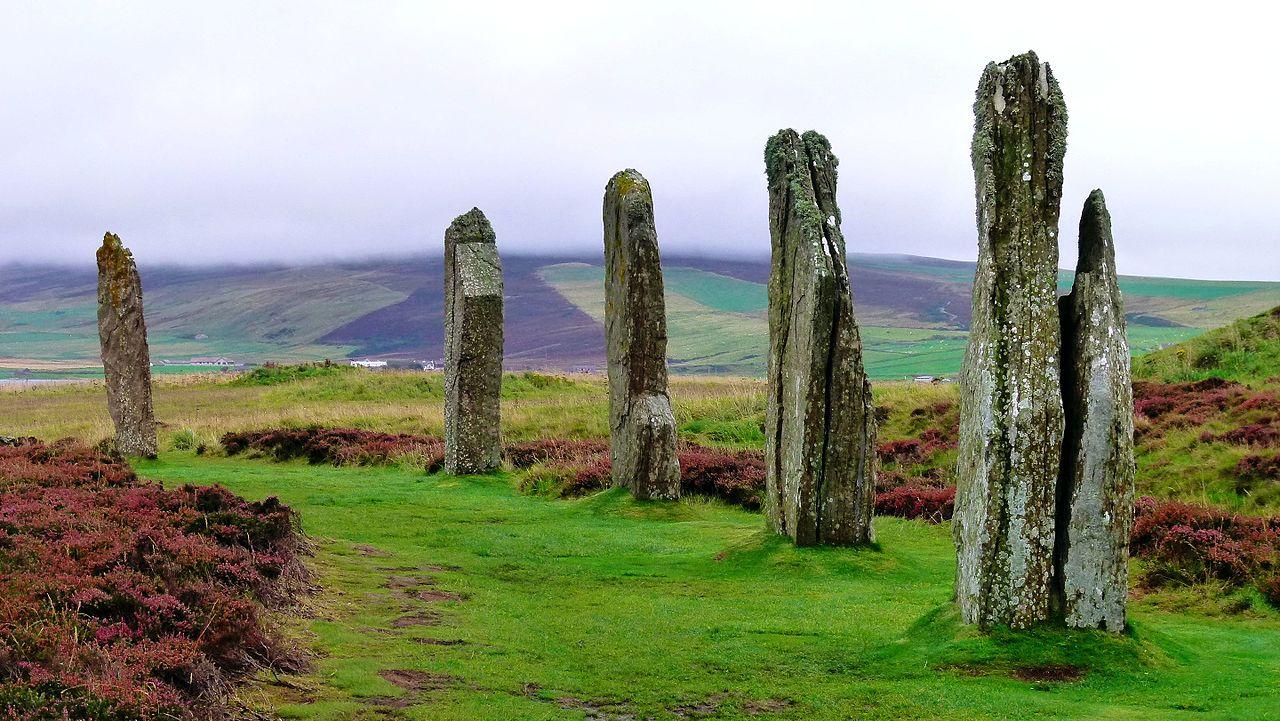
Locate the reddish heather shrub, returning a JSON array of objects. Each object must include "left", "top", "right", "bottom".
[
  {"left": 877, "top": 439, "right": 923, "bottom": 464},
  {"left": 1200, "top": 423, "right": 1280, "bottom": 447},
  {"left": 0, "top": 440, "right": 308, "bottom": 720},
  {"left": 678, "top": 447, "right": 766, "bottom": 510},
  {"left": 222, "top": 427, "right": 444, "bottom": 470},
  {"left": 503, "top": 439, "right": 610, "bottom": 469},
  {"left": 1131, "top": 497, "right": 1279, "bottom": 589},
  {"left": 874, "top": 485, "right": 956, "bottom": 523},
  {"left": 1132, "top": 378, "right": 1250, "bottom": 428},
  {"left": 1237, "top": 453, "right": 1280, "bottom": 482},
  {"left": 1261, "top": 574, "right": 1280, "bottom": 608}
]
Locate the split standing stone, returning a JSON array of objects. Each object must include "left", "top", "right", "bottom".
[
  {"left": 763, "top": 129, "right": 877, "bottom": 546},
  {"left": 602, "top": 170, "right": 680, "bottom": 500},
  {"left": 954, "top": 52, "right": 1068, "bottom": 629},
  {"left": 1055, "top": 190, "right": 1134, "bottom": 632},
  {"left": 443, "top": 208, "right": 503, "bottom": 475},
  {"left": 96, "top": 232, "right": 157, "bottom": 458}
]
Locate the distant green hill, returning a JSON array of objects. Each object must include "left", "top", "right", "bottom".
[
  {"left": 2, "top": 254, "right": 1278, "bottom": 380},
  {"left": 1133, "top": 305, "right": 1280, "bottom": 383}
]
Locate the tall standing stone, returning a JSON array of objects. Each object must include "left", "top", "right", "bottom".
[
  {"left": 763, "top": 129, "right": 877, "bottom": 546},
  {"left": 1055, "top": 190, "right": 1134, "bottom": 632},
  {"left": 96, "top": 232, "right": 157, "bottom": 458},
  {"left": 603, "top": 170, "right": 681, "bottom": 500},
  {"left": 954, "top": 52, "right": 1068, "bottom": 629},
  {"left": 443, "top": 208, "right": 503, "bottom": 475}
]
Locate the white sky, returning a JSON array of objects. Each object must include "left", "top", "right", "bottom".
[{"left": 1, "top": 1, "right": 1276, "bottom": 280}]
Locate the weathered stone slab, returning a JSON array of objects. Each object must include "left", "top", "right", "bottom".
[
  {"left": 96, "top": 232, "right": 157, "bottom": 458},
  {"left": 1055, "top": 190, "right": 1134, "bottom": 632},
  {"left": 954, "top": 52, "right": 1068, "bottom": 629},
  {"left": 763, "top": 129, "right": 877, "bottom": 546},
  {"left": 603, "top": 169, "right": 680, "bottom": 500},
  {"left": 443, "top": 208, "right": 503, "bottom": 475}
]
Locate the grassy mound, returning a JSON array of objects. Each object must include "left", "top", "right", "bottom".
[{"left": 1135, "top": 305, "right": 1280, "bottom": 383}]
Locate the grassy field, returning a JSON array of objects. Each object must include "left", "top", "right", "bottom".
[
  {"left": 5, "top": 368, "right": 1280, "bottom": 718},
  {"left": 137, "top": 456, "right": 1280, "bottom": 720}
]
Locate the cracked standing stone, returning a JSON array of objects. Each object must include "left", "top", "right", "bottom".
[
  {"left": 954, "top": 51, "right": 1068, "bottom": 629},
  {"left": 444, "top": 208, "right": 503, "bottom": 475},
  {"left": 96, "top": 232, "right": 157, "bottom": 458},
  {"left": 603, "top": 170, "right": 681, "bottom": 500},
  {"left": 763, "top": 129, "right": 877, "bottom": 546},
  {"left": 1055, "top": 190, "right": 1134, "bottom": 632}
]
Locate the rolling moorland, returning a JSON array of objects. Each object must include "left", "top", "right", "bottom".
[
  {"left": 3, "top": 305, "right": 1280, "bottom": 719},
  {"left": 4, "top": 253, "right": 1279, "bottom": 379}
]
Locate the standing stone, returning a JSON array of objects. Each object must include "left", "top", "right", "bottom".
[
  {"left": 954, "top": 52, "right": 1068, "bottom": 629},
  {"left": 1055, "top": 190, "right": 1134, "bottom": 632},
  {"left": 96, "top": 232, "right": 157, "bottom": 458},
  {"left": 763, "top": 129, "right": 877, "bottom": 546},
  {"left": 443, "top": 208, "right": 503, "bottom": 475},
  {"left": 603, "top": 170, "right": 680, "bottom": 500}
]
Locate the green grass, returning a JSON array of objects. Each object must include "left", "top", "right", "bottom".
[
  {"left": 133, "top": 455, "right": 1280, "bottom": 720},
  {"left": 1135, "top": 307, "right": 1280, "bottom": 383}
]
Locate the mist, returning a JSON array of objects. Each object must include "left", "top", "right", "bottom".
[{"left": 1, "top": 1, "right": 1276, "bottom": 280}]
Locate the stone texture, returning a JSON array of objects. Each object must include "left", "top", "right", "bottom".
[
  {"left": 96, "top": 232, "right": 157, "bottom": 458},
  {"left": 443, "top": 208, "right": 503, "bottom": 475},
  {"left": 763, "top": 129, "right": 876, "bottom": 546},
  {"left": 954, "top": 52, "right": 1068, "bottom": 629},
  {"left": 603, "top": 169, "right": 681, "bottom": 500},
  {"left": 1055, "top": 190, "right": 1135, "bottom": 632}
]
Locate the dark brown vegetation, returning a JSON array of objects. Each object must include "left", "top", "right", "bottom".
[{"left": 0, "top": 439, "right": 308, "bottom": 720}]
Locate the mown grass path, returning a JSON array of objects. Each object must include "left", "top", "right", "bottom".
[{"left": 137, "top": 456, "right": 1280, "bottom": 720}]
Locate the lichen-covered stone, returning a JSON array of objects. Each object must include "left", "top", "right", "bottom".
[
  {"left": 444, "top": 208, "right": 503, "bottom": 475},
  {"left": 954, "top": 52, "right": 1068, "bottom": 629},
  {"left": 96, "top": 232, "right": 157, "bottom": 458},
  {"left": 1055, "top": 190, "right": 1134, "bottom": 632},
  {"left": 763, "top": 129, "right": 877, "bottom": 546},
  {"left": 603, "top": 169, "right": 680, "bottom": 500}
]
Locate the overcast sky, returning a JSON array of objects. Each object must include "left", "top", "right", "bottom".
[{"left": 1, "top": 1, "right": 1275, "bottom": 280}]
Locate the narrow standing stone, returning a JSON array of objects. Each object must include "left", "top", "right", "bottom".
[
  {"left": 443, "top": 208, "right": 503, "bottom": 474},
  {"left": 763, "top": 129, "right": 877, "bottom": 546},
  {"left": 96, "top": 232, "right": 157, "bottom": 458},
  {"left": 954, "top": 51, "right": 1068, "bottom": 629},
  {"left": 1055, "top": 190, "right": 1134, "bottom": 632},
  {"left": 603, "top": 170, "right": 681, "bottom": 500}
]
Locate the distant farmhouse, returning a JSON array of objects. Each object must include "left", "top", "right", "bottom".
[
  {"left": 156, "top": 356, "right": 238, "bottom": 367},
  {"left": 349, "top": 359, "right": 388, "bottom": 369},
  {"left": 189, "top": 356, "right": 235, "bottom": 366}
]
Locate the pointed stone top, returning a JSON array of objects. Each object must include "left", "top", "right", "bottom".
[
  {"left": 1077, "top": 189, "right": 1115, "bottom": 276},
  {"left": 97, "top": 231, "right": 132, "bottom": 260},
  {"left": 446, "top": 208, "right": 495, "bottom": 245},
  {"left": 606, "top": 168, "right": 651, "bottom": 199}
]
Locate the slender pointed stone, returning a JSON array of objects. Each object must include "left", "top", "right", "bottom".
[
  {"left": 602, "top": 170, "right": 680, "bottom": 500},
  {"left": 96, "top": 232, "right": 157, "bottom": 458},
  {"left": 954, "top": 52, "right": 1068, "bottom": 629},
  {"left": 443, "top": 208, "right": 503, "bottom": 475},
  {"left": 1055, "top": 190, "right": 1134, "bottom": 632},
  {"left": 763, "top": 129, "right": 877, "bottom": 546}
]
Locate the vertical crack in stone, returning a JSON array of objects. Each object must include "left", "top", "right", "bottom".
[
  {"left": 443, "top": 208, "right": 503, "bottom": 475},
  {"left": 96, "top": 232, "right": 157, "bottom": 458},
  {"left": 603, "top": 170, "right": 680, "bottom": 500},
  {"left": 764, "top": 129, "right": 876, "bottom": 546}
]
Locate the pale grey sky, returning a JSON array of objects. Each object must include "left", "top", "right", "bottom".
[{"left": 1, "top": 1, "right": 1275, "bottom": 280}]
